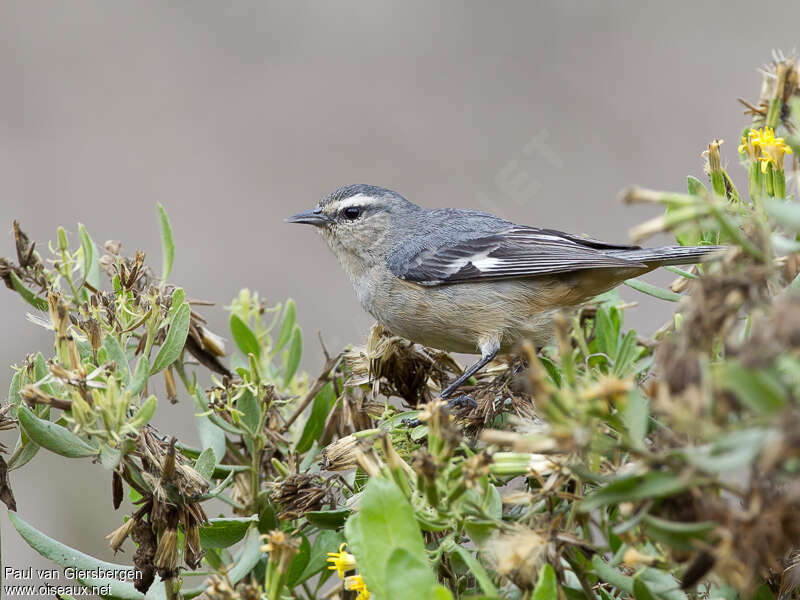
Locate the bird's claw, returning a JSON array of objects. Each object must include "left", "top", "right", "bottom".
[{"left": 446, "top": 394, "right": 476, "bottom": 411}]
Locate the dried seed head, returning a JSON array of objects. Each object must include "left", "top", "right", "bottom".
[
  {"left": 353, "top": 445, "right": 383, "bottom": 478},
  {"left": 411, "top": 449, "right": 438, "bottom": 482},
  {"left": 106, "top": 517, "right": 136, "bottom": 552},
  {"left": 271, "top": 473, "right": 329, "bottom": 520},
  {"left": 702, "top": 139, "right": 724, "bottom": 175},
  {"left": 321, "top": 434, "right": 361, "bottom": 471},
  {"left": 153, "top": 528, "right": 178, "bottom": 572},
  {"left": 345, "top": 323, "right": 460, "bottom": 405},
  {"left": 623, "top": 547, "right": 659, "bottom": 567},
  {"left": 104, "top": 240, "right": 122, "bottom": 255},
  {"left": 66, "top": 337, "right": 82, "bottom": 370},
  {"left": 19, "top": 385, "right": 73, "bottom": 411},
  {"left": 86, "top": 318, "right": 103, "bottom": 352},
  {"left": 199, "top": 326, "right": 226, "bottom": 357},
  {"left": 48, "top": 292, "right": 69, "bottom": 338},
  {"left": 235, "top": 582, "right": 261, "bottom": 600},
  {"left": 483, "top": 527, "right": 547, "bottom": 589},
  {"left": 183, "top": 523, "right": 204, "bottom": 569},
  {"left": 164, "top": 366, "right": 178, "bottom": 404},
  {"left": 463, "top": 452, "right": 492, "bottom": 488},
  {"left": 202, "top": 575, "right": 237, "bottom": 600}
]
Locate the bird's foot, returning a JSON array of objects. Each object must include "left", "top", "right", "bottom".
[{"left": 445, "top": 394, "right": 477, "bottom": 412}]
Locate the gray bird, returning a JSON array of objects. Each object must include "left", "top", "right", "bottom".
[{"left": 288, "top": 184, "right": 719, "bottom": 402}]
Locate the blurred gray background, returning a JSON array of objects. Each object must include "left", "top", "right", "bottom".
[{"left": 1, "top": 0, "right": 798, "bottom": 590}]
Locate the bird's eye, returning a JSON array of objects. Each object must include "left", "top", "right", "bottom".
[{"left": 342, "top": 206, "right": 361, "bottom": 220}]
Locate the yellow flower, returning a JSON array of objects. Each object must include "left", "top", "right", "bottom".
[
  {"left": 326, "top": 543, "right": 357, "bottom": 579},
  {"left": 344, "top": 574, "right": 371, "bottom": 600},
  {"left": 738, "top": 129, "right": 762, "bottom": 161},
  {"left": 753, "top": 127, "right": 793, "bottom": 173}
]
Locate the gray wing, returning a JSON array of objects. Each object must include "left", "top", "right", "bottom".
[{"left": 388, "top": 226, "right": 647, "bottom": 286}]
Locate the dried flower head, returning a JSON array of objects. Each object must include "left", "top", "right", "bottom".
[
  {"left": 483, "top": 527, "right": 547, "bottom": 590},
  {"left": 321, "top": 434, "right": 362, "bottom": 471},
  {"left": 270, "top": 473, "right": 331, "bottom": 519},
  {"left": 260, "top": 530, "right": 300, "bottom": 575}
]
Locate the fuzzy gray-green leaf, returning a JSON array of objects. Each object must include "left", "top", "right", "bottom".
[{"left": 150, "top": 302, "right": 191, "bottom": 374}]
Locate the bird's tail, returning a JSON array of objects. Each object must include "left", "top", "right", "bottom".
[{"left": 607, "top": 245, "right": 725, "bottom": 267}]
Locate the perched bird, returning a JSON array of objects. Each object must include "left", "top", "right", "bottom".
[{"left": 288, "top": 184, "right": 719, "bottom": 402}]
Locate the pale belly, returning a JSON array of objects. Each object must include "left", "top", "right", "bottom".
[
  {"left": 361, "top": 266, "right": 644, "bottom": 354},
  {"left": 368, "top": 276, "right": 572, "bottom": 354}
]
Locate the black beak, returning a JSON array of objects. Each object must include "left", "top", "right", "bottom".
[{"left": 285, "top": 208, "right": 330, "bottom": 227}]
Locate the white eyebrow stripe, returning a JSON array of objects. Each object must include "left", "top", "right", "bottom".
[{"left": 331, "top": 194, "right": 383, "bottom": 210}]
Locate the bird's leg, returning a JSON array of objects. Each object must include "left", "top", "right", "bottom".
[
  {"left": 440, "top": 348, "right": 499, "bottom": 410},
  {"left": 401, "top": 347, "right": 498, "bottom": 428}
]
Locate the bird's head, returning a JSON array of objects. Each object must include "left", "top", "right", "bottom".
[{"left": 287, "top": 184, "right": 419, "bottom": 269}]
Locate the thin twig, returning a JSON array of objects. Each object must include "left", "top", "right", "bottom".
[{"left": 283, "top": 353, "right": 341, "bottom": 430}]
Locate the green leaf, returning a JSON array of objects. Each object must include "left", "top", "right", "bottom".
[
  {"left": 282, "top": 326, "right": 303, "bottom": 386},
  {"left": 18, "top": 405, "right": 97, "bottom": 458},
  {"left": 591, "top": 555, "right": 633, "bottom": 594},
  {"left": 306, "top": 509, "right": 351, "bottom": 530},
  {"left": 7, "top": 436, "right": 39, "bottom": 470},
  {"left": 193, "top": 447, "right": 216, "bottom": 482},
  {"left": 579, "top": 471, "right": 689, "bottom": 512},
  {"left": 643, "top": 515, "right": 715, "bottom": 551},
  {"left": 102, "top": 335, "right": 131, "bottom": 386},
  {"left": 384, "top": 548, "right": 443, "bottom": 599},
  {"left": 156, "top": 203, "right": 176, "bottom": 281},
  {"left": 449, "top": 544, "right": 499, "bottom": 597},
  {"left": 150, "top": 302, "right": 191, "bottom": 374},
  {"left": 235, "top": 388, "right": 261, "bottom": 435},
  {"left": 274, "top": 300, "right": 296, "bottom": 354},
  {"left": 638, "top": 568, "right": 687, "bottom": 600},
  {"left": 765, "top": 198, "right": 800, "bottom": 231},
  {"left": 634, "top": 575, "right": 659, "bottom": 600},
  {"left": 683, "top": 428, "right": 775, "bottom": 474},
  {"left": 9, "top": 271, "right": 48, "bottom": 310},
  {"left": 622, "top": 388, "right": 649, "bottom": 450},
  {"left": 538, "top": 355, "right": 562, "bottom": 387},
  {"left": 78, "top": 223, "right": 102, "bottom": 289},
  {"left": 129, "top": 356, "right": 149, "bottom": 396},
  {"left": 719, "top": 362, "right": 786, "bottom": 413},
  {"left": 10, "top": 510, "right": 159, "bottom": 599},
  {"left": 100, "top": 444, "right": 122, "bottom": 470},
  {"left": 128, "top": 395, "right": 157, "bottom": 429},
  {"left": 257, "top": 496, "right": 279, "bottom": 534},
  {"left": 296, "top": 382, "right": 336, "bottom": 453},
  {"left": 614, "top": 330, "right": 640, "bottom": 377},
  {"left": 229, "top": 314, "right": 260, "bottom": 359},
  {"left": 595, "top": 307, "right": 619, "bottom": 359},
  {"left": 345, "top": 478, "right": 433, "bottom": 600},
  {"left": 532, "top": 563, "right": 558, "bottom": 600},
  {"left": 33, "top": 352, "right": 57, "bottom": 395},
  {"left": 7, "top": 370, "right": 23, "bottom": 407},
  {"left": 624, "top": 279, "right": 682, "bottom": 302},
  {"left": 226, "top": 526, "right": 262, "bottom": 585},
  {"left": 296, "top": 530, "right": 344, "bottom": 585},
  {"left": 198, "top": 517, "right": 256, "bottom": 549},
  {"left": 286, "top": 534, "right": 311, "bottom": 588},
  {"left": 193, "top": 390, "right": 226, "bottom": 462},
  {"left": 686, "top": 175, "right": 707, "bottom": 196},
  {"left": 169, "top": 288, "right": 185, "bottom": 317}
]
